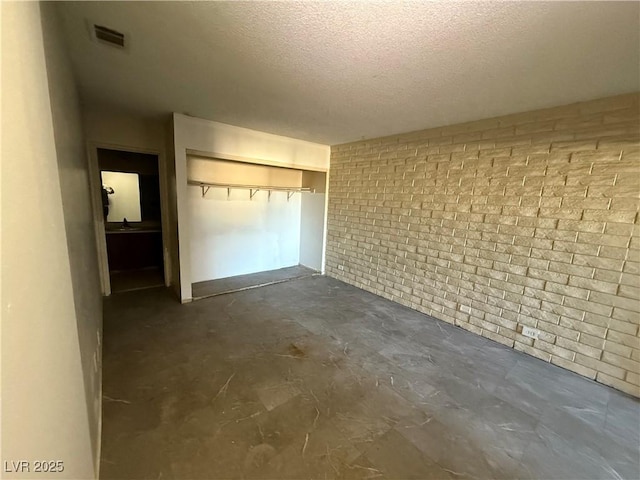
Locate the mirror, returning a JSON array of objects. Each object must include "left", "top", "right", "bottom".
[
  {"left": 98, "top": 148, "right": 161, "bottom": 226},
  {"left": 101, "top": 171, "right": 142, "bottom": 222}
]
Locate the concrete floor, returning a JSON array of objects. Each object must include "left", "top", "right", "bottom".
[
  {"left": 110, "top": 267, "right": 165, "bottom": 293},
  {"left": 101, "top": 276, "right": 639, "bottom": 479},
  {"left": 192, "top": 265, "right": 318, "bottom": 300}
]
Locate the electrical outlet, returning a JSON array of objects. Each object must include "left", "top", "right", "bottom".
[
  {"left": 459, "top": 305, "right": 472, "bottom": 314},
  {"left": 521, "top": 326, "right": 540, "bottom": 339},
  {"left": 338, "top": 265, "right": 344, "bottom": 271}
]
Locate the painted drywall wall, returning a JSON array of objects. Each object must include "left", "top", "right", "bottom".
[
  {"left": 188, "top": 157, "right": 303, "bottom": 282},
  {"left": 40, "top": 2, "right": 103, "bottom": 471},
  {"left": 165, "top": 117, "right": 181, "bottom": 297},
  {"left": 300, "top": 193, "right": 327, "bottom": 271},
  {"left": 327, "top": 93, "right": 640, "bottom": 397},
  {"left": 188, "top": 188, "right": 302, "bottom": 282},
  {"left": 1, "top": 2, "right": 96, "bottom": 478},
  {"left": 301, "top": 170, "right": 329, "bottom": 272},
  {"left": 189, "top": 156, "right": 304, "bottom": 187},
  {"left": 173, "top": 114, "right": 330, "bottom": 301},
  {"left": 84, "top": 108, "right": 166, "bottom": 153}
]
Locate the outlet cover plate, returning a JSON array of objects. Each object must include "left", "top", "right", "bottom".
[{"left": 522, "top": 326, "right": 541, "bottom": 339}]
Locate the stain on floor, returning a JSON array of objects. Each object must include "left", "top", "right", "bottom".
[{"left": 100, "top": 276, "right": 639, "bottom": 479}]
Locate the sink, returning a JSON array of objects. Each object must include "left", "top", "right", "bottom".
[{"left": 106, "top": 226, "right": 143, "bottom": 233}]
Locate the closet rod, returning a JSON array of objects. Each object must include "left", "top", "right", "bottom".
[{"left": 188, "top": 180, "right": 314, "bottom": 198}]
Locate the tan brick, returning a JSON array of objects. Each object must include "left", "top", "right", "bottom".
[
  {"left": 607, "top": 330, "right": 640, "bottom": 349},
  {"left": 619, "top": 284, "right": 640, "bottom": 300},
  {"left": 328, "top": 93, "right": 640, "bottom": 397},
  {"left": 591, "top": 291, "right": 639, "bottom": 312},
  {"left": 569, "top": 276, "right": 618, "bottom": 294},
  {"left": 600, "top": 247, "right": 633, "bottom": 262},
  {"left": 564, "top": 295, "right": 615, "bottom": 319},
  {"left": 514, "top": 342, "right": 551, "bottom": 362},
  {"left": 578, "top": 232, "right": 630, "bottom": 248},
  {"left": 604, "top": 340, "right": 633, "bottom": 358},
  {"left": 604, "top": 223, "right": 635, "bottom": 236},
  {"left": 611, "top": 307, "right": 640, "bottom": 323},
  {"left": 619, "top": 272, "right": 639, "bottom": 286},
  {"left": 596, "top": 372, "right": 640, "bottom": 397},
  {"left": 609, "top": 197, "right": 640, "bottom": 211},
  {"left": 626, "top": 371, "right": 640, "bottom": 387},
  {"left": 572, "top": 254, "right": 624, "bottom": 272},
  {"left": 528, "top": 268, "right": 568, "bottom": 284},
  {"left": 628, "top": 249, "right": 640, "bottom": 263},
  {"left": 545, "top": 282, "right": 589, "bottom": 300},
  {"left": 592, "top": 268, "right": 622, "bottom": 283},
  {"left": 553, "top": 239, "right": 598, "bottom": 255},
  {"left": 556, "top": 220, "right": 605, "bottom": 234},
  {"left": 579, "top": 332, "right": 606, "bottom": 350},
  {"left": 559, "top": 317, "right": 607, "bottom": 338},
  {"left": 549, "top": 262, "right": 594, "bottom": 279},
  {"left": 582, "top": 312, "right": 610, "bottom": 328},
  {"left": 608, "top": 318, "right": 638, "bottom": 336},
  {"left": 566, "top": 174, "right": 616, "bottom": 187},
  {"left": 537, "top": 319, "right": 578, "bottom": 341},
  {"left": 601, "top": 351, "right": 640, "bottom": 374},
  {"left": 551, "top": 139, "right": 598, "bottom": 151},
  {"left": 551, "top": 356, "right": 597, "bottom": 379},
  {"left": 561, "top": 197, "right": 610, "bottom": 210},
  {"left": 556, "top": 337, "right": 601, "bottom": 359},
  {"left": 587, "top": 185, "right": 640, "bottom": 199},
  {"left": 583, "top": 210, "right": 637, "bottom": 224},
  {"left": 576, "top": 354, "right": 625, "bottom": 380},
  {"left": 535, "top": 339, "right": 575, "bottom": 361},
  {"left": 539, "top": 208, "right": 583, "bottom": 220}
]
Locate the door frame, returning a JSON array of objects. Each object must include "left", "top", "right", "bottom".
[{"left": 87, "top": 141, "right": 171, "bottom": 295}]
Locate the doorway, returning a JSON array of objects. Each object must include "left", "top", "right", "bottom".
[{"left": 98, "top": 148, "right": 165, "bottom": 293}]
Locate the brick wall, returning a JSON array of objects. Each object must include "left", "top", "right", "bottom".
[{"left": 326, "top": 93, "right": 640, "bottom": 397}]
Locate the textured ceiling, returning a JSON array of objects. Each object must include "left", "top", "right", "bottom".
[{"left": 56, "top": 1, "right": 640, "bottom": 145}]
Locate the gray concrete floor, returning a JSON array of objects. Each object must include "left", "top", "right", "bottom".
[
  {"left": 110, "top": 267, "right": 164, "bottom": 293},
  {"left": 101, "top": 276, "right": 639, "bottom": 479},
  {"left": 192, "top": 265, "right": 318, "bottom": 300}
]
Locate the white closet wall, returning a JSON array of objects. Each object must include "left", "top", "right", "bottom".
[
  {"left": 172, "top": 113, "right": 330, "bottom": 302},
  {"left": 299, "top": 193, "right": 325, "bottom": 271},
  {"left": 188, "top": 157, "right": 305, "bottom": 282},
  {"left": 299, "top": 170, "right": 327, "bottom": 271},
  {"left": 188, "top": 188, "right": 301, "bottom": 282}
]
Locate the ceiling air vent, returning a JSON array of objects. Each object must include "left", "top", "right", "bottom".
[{"left": 93, "top": 24, "right": 125, "bottom": 48}]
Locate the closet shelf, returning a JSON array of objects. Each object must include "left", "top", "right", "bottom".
[{"left": 188, "top": 180, "right": 315, "bottom": 200}]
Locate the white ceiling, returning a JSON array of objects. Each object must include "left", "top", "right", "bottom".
[{"left": 56, "top": 1, "right": 640, "bottom": 145}]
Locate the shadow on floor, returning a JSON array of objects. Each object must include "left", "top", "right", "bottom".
[
  {"left": 192, "top": 265, "right": 318, "bottom": 300},
  {"left": 110, "top": 267, "right": 164, "bottom": 294},
  {"left": 101, "top": 275, "right": 640, "bottom": 479}
]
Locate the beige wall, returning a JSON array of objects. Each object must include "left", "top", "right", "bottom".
[
  {"left": 188, "top": 156, "right": 303, "bottom": 187},
  {"left": 1, "top": 2, "right": 96, "bottom": 477},
  {"left": 327, "top": 93, "right": 640, "bottom": 397},
  {"left": 40, "top": 2, "right": 103, "bottom": 469},
  {"left": 165, "top": 117, "right": 181, "bottom": 297},
  {"left": 83, "top": 108, "right": 167, "bottom": 154}
]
